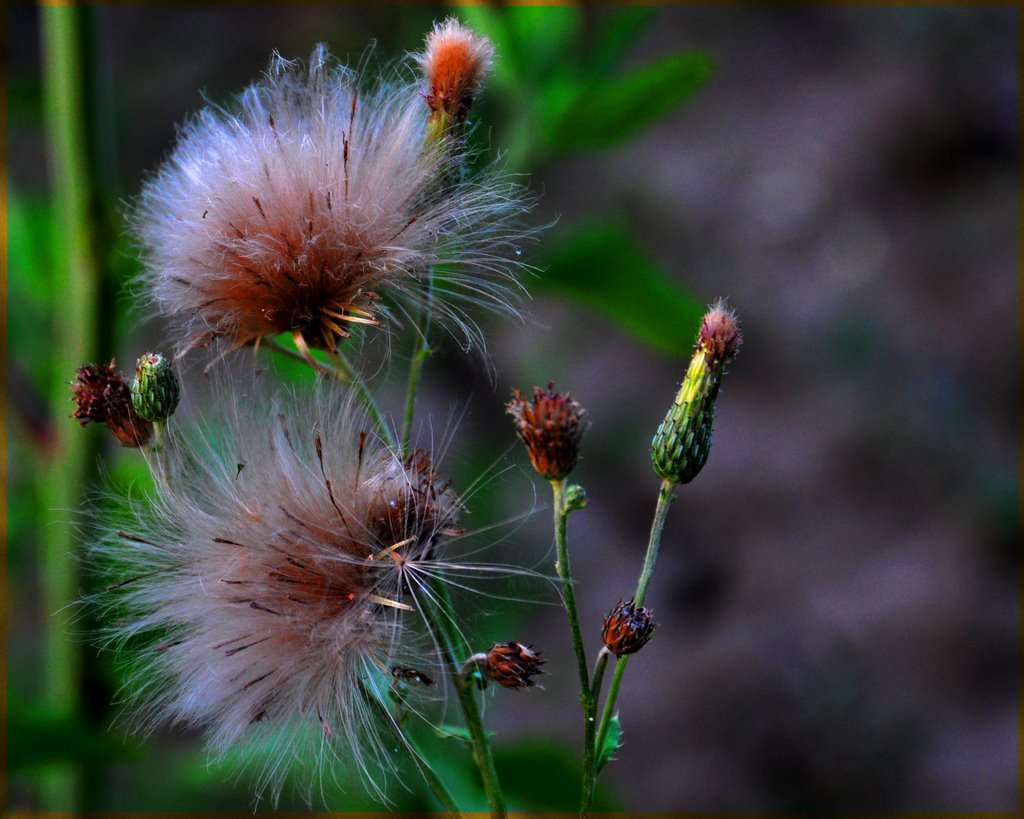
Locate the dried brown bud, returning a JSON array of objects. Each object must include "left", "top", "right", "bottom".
[
  {"left": 602, "top": 599, "right": 656, "bottom": 658},
  {"left": 506, "top": 382, "right": 589, "bottom": 481},
  {"left": 483, "top": 641, "right": 545, "bottom": 689},
  {"left": 71, "top": 361, "right": 153, "bottom": 448}
]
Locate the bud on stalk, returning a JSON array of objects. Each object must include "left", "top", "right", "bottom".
[
  {"left": 131, "top": 352, "right": 180, "bottom": 423},
  {"left": 651, "top": 301, "right": 741, "bottom": 485}
]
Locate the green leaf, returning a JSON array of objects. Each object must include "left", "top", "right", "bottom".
[
  {"left": 506, "top": 5, "right": 583, "bottom": 80},
  {"left": 433, "top": 723, "right": 493, "bottom": 744},
  {"left": 596, "top": 714, "right": 623, "bottom": 772},
  {"left": 589, "top": 7, "right": 657, "bottom": 78},
  {"left": 538, "top": 221, "right": 704, "bottom": 357},
  {"left": 493, "top": 740, "right": 620, "bottom": 810},
  {"left": 545, "top": 51, "right": 712, "bottom": 151}
]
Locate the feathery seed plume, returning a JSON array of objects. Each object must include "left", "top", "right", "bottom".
[
  {"left": 132, "top": 41, "right": 534, "bottom": 361},
  {"left": 89, "top": 387, "right": 489, "bottom": 802}
]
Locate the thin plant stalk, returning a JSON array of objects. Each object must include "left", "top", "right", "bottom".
[
  {"left": 401, "top": 268, "right": 434, "bottom": 457},
  {"left": 587, "top": 477, "right": 676, "bottom": 809},
  {"left": 263, "top": 336, "right": 397, "bottom": 451},
  {"left": 548, "top": 480, "right": 598, "bottom": 811},
  {"left": 421, "top": 586, "right": 506, "bottom": 816},
  {"left": 39, "top": 4, "right": 99, "bottom": 809}
]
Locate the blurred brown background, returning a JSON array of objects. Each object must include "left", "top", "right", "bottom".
[{"left": 8, "top": 5, "right": 1018, "bottom": 811}]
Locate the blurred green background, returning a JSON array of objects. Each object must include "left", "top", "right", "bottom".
[{"left": 7, "top": 4, "right": 1018, "bottom": 812}]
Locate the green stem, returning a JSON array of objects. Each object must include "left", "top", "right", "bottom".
[
  {"left": 401, "top": 268, "right": 434, "bottom": 457},
  {"left": 590, "top": 647, "right": 610, "bottom": 702},
  {"left": 587, "top": 478, "right": 676, "bottom": 810},
  {"left": 38, "top": 5, "right": 99, "bottom": 810},
  {"left": 549, "top": 481, "right": 596, "bottom": 812},
  {"left": 263, "top": 337, "right": 397, "bottom": 451},
  {"left": 421, "top": 586, "right": 505, "bottom": 816}
]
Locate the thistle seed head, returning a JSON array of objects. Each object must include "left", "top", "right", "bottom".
[
  {"left": 482, "top": 641, "right": 546, "bottom": 689},
  {"left": 602, "top": 599, "right": 656, "bottom": 658},
  {"left": 71, "top": 361, "right": 153, "bottom": 448},
  {"left": 132, "top": 41, "right": 535, "bottom": 361},
  {"left": 88, "top": 386, "right": 475, "bottom": 802},
  {"left": 506, "top": 382, "right": 589, "bottom": 481}
]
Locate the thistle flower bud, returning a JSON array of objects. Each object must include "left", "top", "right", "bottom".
[
  {"left": 565, "top": 483, "right": 588, "bottom": 512},
  {"left": 71, "top": 361, "right": 153, "bottom": 448},
  {"left": 417, "top": 18, "right": 495, "bottom": 138},
  {"left": 651, "top": 300, "right": 742, "bottom": 485},
  {"left": 506, "top": 382, "right": 589, "bottom": 481},
  {"left": 131, "top": 352, "right": 180, "bottom": 423},
  {"left": 602, "top": 599, "right": 656, "bottom": 658},
  {"left": 482, "top": 641, "right": 546, "bottom": 689}
]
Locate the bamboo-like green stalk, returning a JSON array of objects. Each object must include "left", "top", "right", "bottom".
[
  {"left": 422, "top": 585, "right": 506, "bottom": 816},
  {"left": 401, "top": 269, "right": 434, "bottom": 457},
  {"left": 586, "top": 477, "right": 676, "bottom": 811},
  {"left": 39, "top": 5, "right": 99, "bottom": 809},
  {"left": 548, "top": 480, "right": 598, "bottom": 812}
]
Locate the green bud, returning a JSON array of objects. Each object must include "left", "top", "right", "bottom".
[
  {"left": 565, "top": 483, "right": 588, "bottom": 512},
  {"left": 131, "top": 352, "right": 180, "bottom": 423},
  {"left": 651, "top": 302, "right": 741, "bottom": 485}
]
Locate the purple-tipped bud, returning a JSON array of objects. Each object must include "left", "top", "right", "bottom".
[
  {"left": 483, "top": 641, "right": 546, "bottom": 689},
  {"left": 698, "top": 301, "right": 742, "bottom": 364},
  {"left": 651, "top": 300, "right": 742, "bottom": 484},
  {"left": 71, "top": 361, "right": 153, "bottom": 448},
  {"left": 506, "top": 382, "right": 589, "bottom": 481},
  {"left": 602, "top": 599, "right": 656, "bottom": 658}
]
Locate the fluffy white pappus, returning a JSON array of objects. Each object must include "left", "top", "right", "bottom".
[
  {"left": 88, "top": 386, "right": 488, "bottom": 804},
  {"left": 131, "top": 42, "right": 537, "bottom": 360}
]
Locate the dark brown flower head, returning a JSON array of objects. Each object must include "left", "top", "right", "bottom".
[
  {"left": 71, "top": 361, "right": 153, "bottom": 448},
  {"left": 506, "top": 382, "right": 589, "bottom": 481},
  {"left": 365, "top": 447, "right": 461, "bottom": 557},
  {"left": 698, "top": 299, "right": 742, "bottom": 364},
  {"left": 483, "top": 641, "right": 545, "bottom": 689},
  {"left": 601, "top": 599, "right": 656, "bottom": 658}
]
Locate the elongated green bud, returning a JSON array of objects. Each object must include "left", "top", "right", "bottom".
[
  {"left": 651, "top": 301, "right": 741, "bottom": 484},
  {"left": 131, "top": 352, "right": 180, "bottom": 423}
]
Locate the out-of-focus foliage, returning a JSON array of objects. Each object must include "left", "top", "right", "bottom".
[{"left": 462, "top": 4, "right": 710, "bottom": 358}]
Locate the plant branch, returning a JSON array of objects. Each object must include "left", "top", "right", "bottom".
[
  {"left": 401, "top": 268, "right": 434, "bottom": 457},
  {"left": 587, "top": 478, "right": 676, "bottom": 810},
  {"left": 548, "top": 480, "right": 598, "bottom": 812},
  {"left": 421, "top": 585, "right": 506, "bottom": 816}
]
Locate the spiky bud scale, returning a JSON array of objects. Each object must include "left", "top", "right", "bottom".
[
  {"left": 483, "top": 641, "right": 546, "bottom": 689},
  {"left": 507, "top": 382, "right": 589, "bottom": 481},
  {"left": 602, "top": 599, "right": 656, "bottom": 657},
  {"left": 131, "top": 352, "right": 180, "bottom": 423},
  {"left": 651, "top": 301, "right": 741, "bottom": 485},
  {"left": 71, "top": 361, "right": 153, "bottom": 448}
]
